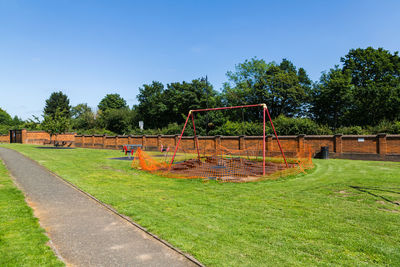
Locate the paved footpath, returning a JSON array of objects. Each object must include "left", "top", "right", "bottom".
[{"left": 0, "top": 147, "right": 199, "bottom": 267}]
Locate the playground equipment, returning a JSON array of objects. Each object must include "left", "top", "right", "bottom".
[
  {"left": 131, "top": 104, "right": 313, "bottom": 182},
  {"left": 122, "top": 144, "right": 142, "bottom": 159}
]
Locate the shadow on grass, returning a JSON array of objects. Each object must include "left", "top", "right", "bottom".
[
  {"left": 36, "top": 147, "right": 75, "bottom": 149},
  {"left": 109, "top": 157, "right": 134, "bottom": 160},
  {"left": 349, "top": 185, "right": 400, "bottom": 206}
]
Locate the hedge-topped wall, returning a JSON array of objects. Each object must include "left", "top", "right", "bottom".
[
  {"left": 74, "top": 133, "right": 400, "bottom": 161},
  {"left": 2, "top": 130, "right": 400, "bottom": 161}
]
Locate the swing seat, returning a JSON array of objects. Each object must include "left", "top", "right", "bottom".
[{"left": 160, "top": 145, "right": 170, "bottom": 153}]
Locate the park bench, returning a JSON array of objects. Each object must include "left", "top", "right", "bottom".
[
  {"left": 43, "top": 140, "right": 73, "bottom": 147},
  {"left": 43, "top": 140, "right": 53, "bottom": 145},
  {"left": 54, "top": 141, "right": 73, "bottom": 147}
]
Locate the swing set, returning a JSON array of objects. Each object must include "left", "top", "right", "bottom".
[
  {"left": 130, "top": 104, "right": 315, "bottom": 182},
  {"left": 169, "top": 104, "right": 288, "bottom": 176}
]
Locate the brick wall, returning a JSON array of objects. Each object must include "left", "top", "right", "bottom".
[
  {"left": 2, "top": 129, "right": 400, "bottom": 161},
  {"left": 24, "top": 130, "right": 75, "bottom": 145},
  {"left": 74, "top": 133, "right": 400, "bottom": 161},
  {"left": 0, "top": 134, "right": 9, "bottom": 143}
]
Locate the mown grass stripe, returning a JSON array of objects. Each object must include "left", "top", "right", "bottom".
[{"left": 0, "top": 157, "right": 64, "bottom": 267}]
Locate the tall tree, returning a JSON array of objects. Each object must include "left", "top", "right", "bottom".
[
  {"left": 341, "top": 47, "right": 400, "bottom": 125},
  {"left": 136, "top": 81, "right": 167, "bottom": 129},
  {"left": 223, "top": 58, "right": 312, "bottom": 121},
  {"left": 71, "top": 103, "right": 96, "bottom": 130},
  {"left": 163, "top": 78, "right": 220, "bottom": 134},
  {"left": 0, "top": 108, "right": 12, "bottom": 125},
  {"left": 164, "top": 78, "right": 218, "bottom": 121},
  {"left": 311, "top": 66, "right": 353, "bottom": 129},
  {"left": 44, "top": 91, "right": 71, "bottom": 118},
  {"left": 262, "top": 59, "right": 311, "bottom": 118},
  {"left": 98, "top": 94, "right": 127, "bottom": 112},
  {"left": 136, "top": 79, "right": 219, "bottom": 132},
  {"left": 100, "top": 108, "right": 135, "bottom": 134},
  {"left": 71, "top": 103, "right": 92, "bottom": 118},
  {"left": 42, "top": 108, "right": 70, "bottom": 141}
]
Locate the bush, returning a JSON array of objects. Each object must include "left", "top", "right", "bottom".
[
  {"left": 371, "top": 120, "right": 400, "bottom": 134},
  {"left": 207, "top": 116, "right": 333, "bottom": 136},
  {"left": 0, "top": 125, "right": 9, "bottom": 135},
  {"left": 160, "top": 123, "right": 189, "bottom": 135},
  {"left": 126, "top": 123, "right": 194, "bottom": 136},
  {"left": 273, "top": 115, "right": 332, "bottom": 135},
  {"left": 393, "top": 122, "right": 400, "bottom": 134},
  {"left": 335, "top": 126, "right": 368, "bottom": 135},
  {"left": 209, "top": 121, "right": 263, "bottom": 136},
  {"left": 97, "top": 108, "right": 135, "bottom": 135},
  {"left": 335, "top": 121, "right": 400, "bottom": 135},
  {"left": 74, "top": 128, "right": 116, "bottom": 136}
]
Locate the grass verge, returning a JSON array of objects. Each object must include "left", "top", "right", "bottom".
[
  {"left": 0, "top": 156, "right": 64, "bottom": 267},
  {"left": 2, "top": 144, "right": 400, "bottom": 266}
]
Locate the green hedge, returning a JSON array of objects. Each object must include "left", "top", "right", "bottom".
[{"left": 1, "top": 117, "right": 399, "bottom": 136}]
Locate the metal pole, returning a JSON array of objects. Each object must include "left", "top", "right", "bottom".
[
  {"left": 265, "top": 106, "right": 288, "bottom": 167},
  {"left": 205, "top": 75, "right": 209, "bottom": 136},
  {"left": 263, "top": 107, "right": 266, "bottom": 176},
  {"left": 191, "top": 113, "right": 201, "bottom": 160},
  {"left": 169, "top": 111, "right": 192, "bottom": 169},
  {"left": 192, "top": 104, "right": 263, "bottom": 113}
]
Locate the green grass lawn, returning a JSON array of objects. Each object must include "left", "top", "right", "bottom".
[
  {"left": 0, "top": 156, "right": 64, "bottom": 266},
  {"left": 2, "top": 144, "right": 400, "bottom": 266}
]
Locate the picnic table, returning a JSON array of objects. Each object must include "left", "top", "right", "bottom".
[
  {"left": 122, "top": 144, "right": 142, "bottom": 159},
  {"left": 44, "top": 140, "right": 73, "bottom": 147},
  {"left": 54, "top": 141, "right": 73, "bottom": 147}
]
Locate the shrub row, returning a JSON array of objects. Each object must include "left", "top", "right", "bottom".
[
  {"left": 119, "top": 116, "right": 400, "bottom": 136},
  {"left": 2, "top": 116, "right": 399, "bottom": 136}
]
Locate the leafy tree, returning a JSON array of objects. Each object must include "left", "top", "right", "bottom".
[
  {"left": 42, "top": 108, "right": 70, "bottom": 141},
  {"left": 272, "top": 115, "right": 332, "bottom": 135},
  {"left": 222, "top": 58, "right": 271, "bottom": 108},
  {"left": 341, "top": 47, "right": 400, "bottom": 125},
  {"left": 136, "top": 81, "right": 167, "bottom": 129},
  {"left": 136, "top": 79, "right": 220, "bottom": 134},
  {"left": 23, "top": 116, "right": 41, "bottom": 131},
  {"left": 99, "top": 108, "right": 135, "bottom": 134},
  {"left": 71, "top": 103, "right": 92, "bottom": 118},
  {"left": 262, "top": 59, "right": 311, "bottom": 117},
  {"left": 0, "top": 108, "right": 23, "bottom": 133},
  {"left": 44, "top": 91, "right": 71, "bottom": 118},
  {"left": 98, "top": 94, "right": 127, "bottom": 112},
  {"left": 208, "top": 121, "right": 264, "bottom": 136},
  {"left": 165, "top": 78, "right": 218, "bottom": 126},
  {"left": 0, "top": 108, "right": 12, "bottom": 125},
  {"left": 223, "top": 58, "right": 312, "bottom": 121},
  {"left": 11, "top": 116, "right": 23, "bottom": 126},
  {"left": 163, "top": 78, "right": 220, "bottom": 133},
  {"left": 311, "top": 66, "right": 353, "bottom": 129},
  {"left": 71, "top": 103, "right": 96, "bottom": 130}
]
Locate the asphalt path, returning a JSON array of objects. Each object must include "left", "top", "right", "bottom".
[{"left": 0, "top": 147, "right": 200, "bottom": 267}]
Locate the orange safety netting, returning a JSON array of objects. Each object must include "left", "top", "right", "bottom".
[{"left": 131, "top": 144, "right": 314, "bottom": 183}]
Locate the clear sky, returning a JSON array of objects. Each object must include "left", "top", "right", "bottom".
[{"left": 0, "top": 0, "right": 399, "bottom": 119}]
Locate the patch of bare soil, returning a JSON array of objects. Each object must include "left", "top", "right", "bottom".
[
  {"left": 379, "top": 208, "right": 400, "bottom": 214},
  {"left": 168, "top": 156, "right": 296, "bottom": 182},
  {"left": 336, "top": 190, "right": 352, "bottom": 197}
]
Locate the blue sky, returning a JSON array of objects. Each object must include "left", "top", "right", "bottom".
[{"left": 0, "top": 0, "right": 399, "bottom": 119}]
